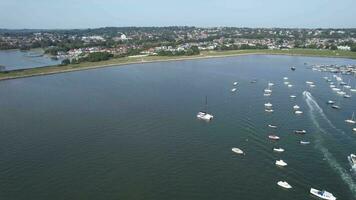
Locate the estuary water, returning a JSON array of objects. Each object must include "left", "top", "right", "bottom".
[
  {"left": 0, "top": 55, "right": 355, "bottom": 200},
  {"left": 0, "top": 49, "right": 61, "bottom": 70}
]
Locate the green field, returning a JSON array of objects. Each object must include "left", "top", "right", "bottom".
[{"left": 1, "top": 49, "right": 356, "bottom": 81}]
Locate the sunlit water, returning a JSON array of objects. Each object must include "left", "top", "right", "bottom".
[{"left": 0, "top": 55, "right": 355, "bottom": 200}]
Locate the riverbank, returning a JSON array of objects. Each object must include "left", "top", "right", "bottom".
[{"left": 1, "top": 49, "right": 356, "bottom": 81}]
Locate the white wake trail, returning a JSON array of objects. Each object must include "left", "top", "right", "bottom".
[{"left": 303, "top": 91, "right": 356, "bottom": 196}]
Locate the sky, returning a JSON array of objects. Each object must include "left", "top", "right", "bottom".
[{"left": 0, "top": 0, "right": 355, "bottom": 29}]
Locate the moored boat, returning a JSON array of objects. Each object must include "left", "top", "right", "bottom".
[
  {"left": 268, "top": 124, "right": 277, "bottom": 128},
  {"left": 277, "top": 181, "right": 292, "bottom": 189},
  {"left": 269, "top": 135, "right": 280, "bottom": 140},
  {"left": 310, "top": 188, "right": 336, "bottom": 200},
  {"left": 273, "top": 147, "right": 285, "bottom": 152},
  {"left": 231, "top": 148, "right": 244, "bottom": 155},
  {"left": 300, "top": 141, "right": 310, "bottom": 145},
  {"left": 275, "top": 159, "right": 287, "bottom": 167},
  {"left": 295, "top": 110, "right": 303, "bottom": 114},
  {"left": 295, "top": 130, "right": 307, "bottom": 134}
]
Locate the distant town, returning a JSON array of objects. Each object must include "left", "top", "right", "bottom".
[{"left": 1, "top": 27, "right": 356, "bottom": 65}]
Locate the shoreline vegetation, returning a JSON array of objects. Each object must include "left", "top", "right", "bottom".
[{"left": 1, "top": 48, "right": 356, "bottom": 81}]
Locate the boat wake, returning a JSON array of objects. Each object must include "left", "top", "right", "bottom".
[{"left": 303, "top": 91, "right": 356, "bottom": 196}]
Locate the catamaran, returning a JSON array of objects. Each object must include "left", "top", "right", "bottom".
[
  {"left": 345, "top": 112, "right": 355, "bottom": 124},
  {"left": 310, "top": 188, "right": 336, "bottom": 200},
  {"left": 197, "top": 96, "right": 213, "bottom": 121}
]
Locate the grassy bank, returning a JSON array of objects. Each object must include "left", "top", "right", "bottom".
[{"left": 1, "top": 49, "right": 356, "bottom": 81}]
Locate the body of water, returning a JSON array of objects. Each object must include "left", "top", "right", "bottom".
[
  {"left": 0, "top": 49, "right": 61, "bottom": 70},
  {"left": 0, "top": 55, "right": 355, "bottom": 200}
]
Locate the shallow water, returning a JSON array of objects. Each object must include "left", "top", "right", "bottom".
[
  {"left": 0, "top": 49, "right": 61, "bottom": 70},
  {"left": 0, "top": 55, "right": 355, "bottom": 200}
]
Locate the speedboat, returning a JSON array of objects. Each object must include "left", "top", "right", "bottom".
[
  {"left": 231, "top": 88, "right": 237, "bottom": 92},
  {"left": 273, "top": 147, "right": 285, "bottom": 152},
  {"left": 269, "top": 135, "right": 280, "bottom": 140},
  {"left": 197, "top": 111, "right": 213, "bottom": 121},
  {"left": 290, "top": 95, "right": 296, "bottom": 98},
  {"left": 233, "top": 82, "right": 238, "bottom": 86},
  {"left": 293, "top": 105, "right": 300, "bottom": 110},
  {"left": 231, "top": 148, "right": 244, "bottom": 155},
  {"left": 265, "top": 109, "right": 274, "bottom": 113},
  {"left": 295, "top": 130, "right": 307, "bottom": 134},
  {"left": 327, "top": 100, "right": 335, "bottom": 104},
  {"left": 295, "top": 110, "right": 303, "bottom": 114},
  {"left": 345, "top": 112, "right": 355, "bottom": 124},
  {"left": 347, "top": 154, "right": 356, "bottom": 168},
  {"left": 268, "top": 124, "right": 277, "bottom": 128},
  {"left": 300, "top": 141, "right": 310, "bottom": 145},
  {"left": 275, "top": 160, "right": 287, "bottom": 167},
  {"left": 277, "top": 181, "right": 292, "bottom": 189},
  {"left": 264, "top": 102, "right": 273, "bottom": 107},
  {"left": 310, "top": 188, "right": 336, "bottom": 200}
]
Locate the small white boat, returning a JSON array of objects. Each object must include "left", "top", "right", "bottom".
[
  {"left": 345, "top": 112, "right": 355, "bottom": 124},
  {"left": 197, "top": 112, "right": 214, "bottom": 121},
  {"left": 264, "top": 102, "right": 273, "bottom": 107},
  {"left": 350, "top": 88, "right": 356, "bottom": 92},
  {"left": 273, "top": 147, "right": 285, "bottom": 152},
  {"left": 332, "top": 88, "right": 340, "bottom": 92},
  {"left": 295, "top": 130, "right": 307, "bottom": 134},
  {"left": 268, "top": 124, "right": 277, "bottom": 128},
  {"left": 277, "top": 181, "right": 292, "bottom": 189},
  {"left": 233, "top": 82, "right": 238, "bottom": 86},
  {"left": 331, "top": 105, "right": 341, "bottom": 109},
  {"left": 306, "top": 81, "right": 314, "bottom": 85},
  {"left": 310, "top": 188, "right": 336, "bottom": 200},
  {"left": 337, "top": 91, "right": 346, "bottom": 95},
  {"left": 343, "top": 94, "right": 351, "bottom": 98},
  {"left": 283, "top": 77, "right": 288, "bottom": 80},
  {"left": 269, "top": 135, "right": 280, "bottom": 140},
  {"left": 290, "top": 95, "right": 296, "bottom": 98},
  {"left": 295, "top": 110, "right": 303, "bottom": 115},
  {"left": 327, "top": 100, "right": 335, "bottom": 104},
  {"left": 275, "top": 160, "right": 287, "bottom": 167},
  {"left": 300, "top": 141, "right": 310, "bottom": 145},
  {"left": 288, "top": 84, "right": 293, "bottom": 88},
  {"left": 310, "top": 84, "right": 316, "bottom": 88},
  {"left": 353, "top": 128, "right": 356, "bottom": 132},
  {"left": 284, "top": 81, "right": 290, "bottom": 85},
  {"left": 231, "top": 88, "right": 237, "bottom": 92},
  {"left": 264, "top": 89, "right": 272, "bottom": 93},
  {"left": 264, "top": 93, "right": 272, "bottom": 97},
  {"left": 344, "top": 85, "right": 351, "bottom": 89},
  {"left": 293, "top": 105, "right": 300, "bottom": 110},
  {"left": 265, "top": 109, "right": 274, "bottom": 113},
  {"left": 330, "top": 85, "right": 336, "bottom": 88},
  {"left": 268, "top": 82, "right": 274, "bottom": 86},
  {"left": 347, "top": 154, "right": 356, "bottom": 168},
  {"left": 232, "top": 148, "right": 244, "bottom": 155}
]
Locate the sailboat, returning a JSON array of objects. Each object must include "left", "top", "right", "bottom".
[
  {"left": 345, "top": 112, "right": 355, "bottom": 124},
  {"left": 197, "top": 96, "right": 214, "bottom": 121},
  {"left": 344, "top": 80, "right": 351, "bottom": 89}
]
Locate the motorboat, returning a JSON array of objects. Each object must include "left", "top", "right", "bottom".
[
  {"left": 295, "top": 110, "right": 303, "bottom": 114},
  {"left": 300, "top": 141, "right": 310, "bottom": 145},
  {"left": 293, "top": 105, "right": 300, "bottom": 110},
  {"left": 277, "top": 181, "right": 292, "bottom": 189},
  {"left": 310, "top": 188, "right": 336, "bottom": 200},
  {"left": 331, "top": 105, "right": 341, "bottom": 109},
  {"left": 232, "top": 148, "right": 244, "bottom": 155},
  {"left": 268, "top": 124, "right": 277, "bottom": 128},
  {"left": 231, "top": 88, "right": 237, "bottom": 92},
  {"left": 273, "top": 147, "right": 285, "bottom": 152},
  {"left": 265, "top": 109, "right": 274, "bottom": 113},
  {"left": 264, "top": 93, "right": 271, "bottom": 97},
  {"left": 337, "top": 91, "right": 346, "bottom": 95},
  {"left": 347, "top": 154, "right": 356, "bottom": 168},
  {"left": 233, "top": 82, "right": 238, "bottom": 86},
  {"left": 275, "top": 160, "right": 287, "bottom": 167},
  {"left": 295, "top": 130, "right": 307, "bottom": 134},
  {"left": 310, "top": 84, "right": 316, "bottom": 88},
  {"left": 197, "top": 96, "right": 213, "bottom": 121},
  {"left": 283, "top": 77, "right": 288, "bottom": 80},
  {"left": 264, "top": 88, "right": 272, "bottom": 93},
  {"left": 332, "top": 88, "right": 340, "bottom": 91},
  {"left": 264, "top": 102, "right": 273, "bottom": 107},
  {"left": 290, "top": 95, "right": 296, "bottom": 98},
  {"left": 345, "top": 112, "right": 355, "bottom": 124},
  {"left": 288, "top": 84, "right": 293, "bottom": 88},
  {"left": 327, "top": 100, "right": 335, "bottom": 104},
  {"left": 269, "top": 135, "right": 280, "bottom": 140},
  {"left": 351, "top": 88, "right": 356, "bottom": 92},
  {"left": 344, "top": 94, "right": 351, "bottom": 98},
  {"left": 306, "top": 81, "right": 314, "bottom": 85},
  {"left": 330, "top": 85, "right": 336, "bottom": 88}
]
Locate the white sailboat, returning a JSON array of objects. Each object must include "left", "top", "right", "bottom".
[
  {"left": 197, "top": 96, "right": 213, "bottom": 121},
  {"left": 345, "top": 112, "right": 355, "bottom": 124}
]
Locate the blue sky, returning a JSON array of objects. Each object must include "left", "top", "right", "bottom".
[{"left": 0, "top": 0, "right": 355, "bottom": 29}]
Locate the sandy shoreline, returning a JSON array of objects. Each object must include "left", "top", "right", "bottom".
[{"left": 1, "top": 51, "right": 355, "bottom": 81}]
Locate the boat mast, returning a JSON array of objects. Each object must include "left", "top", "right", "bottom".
[{"left": 205, "top": 96, "right": 208, "bottom": 113}]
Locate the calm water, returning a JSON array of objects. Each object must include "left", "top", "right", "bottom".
[
  {"left": 0, "top": 55, "right": 356, "bottom": 200},
  {"left": 0, "top": 49, "right": 61, "bottom": 70}
]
